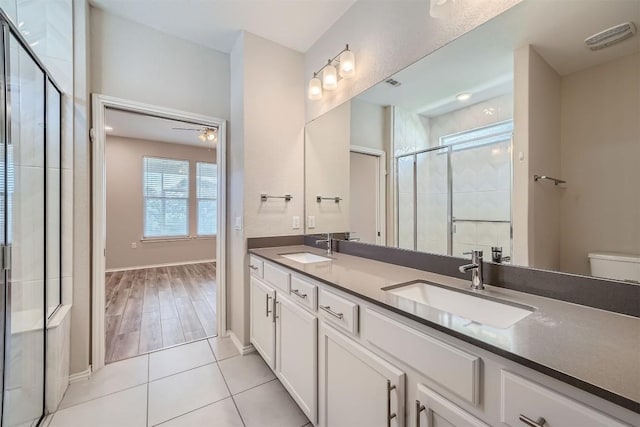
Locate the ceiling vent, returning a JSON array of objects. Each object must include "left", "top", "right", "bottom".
[
  {"left": 585, "top": 22, "right": 637, "bottom": 51},
  {"left": 385, "top": 78, "right": 402, "bottom": 87}
]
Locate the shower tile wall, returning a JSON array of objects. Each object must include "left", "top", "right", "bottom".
[{"left": 394, "top": 94, "right": 513, "bottom": 257}]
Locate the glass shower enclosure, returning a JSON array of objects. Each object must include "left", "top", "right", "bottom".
[
  {"left": 396, "top": 121, "right": 513, "bottom": 260},
  {"left": 0, "top": 10, "right": 63, "bottom": 427}
]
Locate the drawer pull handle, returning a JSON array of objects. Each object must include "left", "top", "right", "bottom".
[
  {"left": 387, "top": 380, "right": 397, "bottom": 427},
  {"left": 415, "top": 400, "right": 425, "bottom": 427},
  {"left": 265, "top": 295, "right": 272, "bottom": 317},
  {"left": 291, "top": 289, "right": 307, "bottom": 299},
  {"left": 319, "top": 305, "right": 344, "bottom": 319},
  {"left": 519, "top": 415, "right": 546, "bottom": 427},
  {"left": 249, "top": 265, "right": 258, "bottom": 271}
]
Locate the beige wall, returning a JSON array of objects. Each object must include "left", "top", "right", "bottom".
[
  {"left": 228, "top": 32, "right": 305, "bottom": 346},
  {"left": 105, "top": 136, "right": 217, "bottom": 270},
  {"left": 305, "top": 101, "right": 351, "bottom": 234},
  {"left": 350, "top": 98, "right": 386, "bottom": 152},
  {"left": 513, "top": 45, "right": 562, "bottom": 270},
  {"left": 90, "top": 7, "right": 230, "bottom": 119},
  {"left": 304, "top": 0, "right": 521, "bottom": 122},
  {"left": 559, "top": 52, "right": 640, "bottom": 275}
]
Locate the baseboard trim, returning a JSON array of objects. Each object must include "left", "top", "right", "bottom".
[
  {"left": 69, "top": 366, "right": 92, "bottom": 383},
  {"left": 106, "top": 259, "right": 216, "bottom": 273},
  {"left": 228, "top": 330, "right": 255, "bottom": 356}
]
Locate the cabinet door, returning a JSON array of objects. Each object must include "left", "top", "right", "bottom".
[
  {"left": 319, "top": 323, "right": 405, "bottom": 427},
  {"left": 416, "top": 384, "right": 489, "bottom": 427},
  {"left": 250, "top": 277, "right": 276, "bottom": 368},
  {"left": 276, "top": 295, "right": 318, "bottom": 424}
]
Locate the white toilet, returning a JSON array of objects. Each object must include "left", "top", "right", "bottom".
[{"left": 588, "top": 252, "right": 640, "bottom": 283}]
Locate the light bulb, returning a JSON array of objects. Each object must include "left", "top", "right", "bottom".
[
  {"left": 322, "top": 65, "right": 338, "bottom": 90},
  {"left": 206, "top": 130, "right": 217, "bottom": 141},
  {"left": 339, "top": 49, "right": 355, "bottom": 78},
  {"left": 199, "top": 133, "right": 206, "bottom": 142},
  {"left": 308, "top": 76, "right": 322, "bottom": 100}
]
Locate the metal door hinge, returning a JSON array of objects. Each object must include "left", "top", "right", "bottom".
[{"left": 89, "top": 127, "right": 95, "bottom": 143}]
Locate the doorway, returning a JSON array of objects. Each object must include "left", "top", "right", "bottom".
[
  {"left": 92, "top": 96, "right": 226, "bottom": 370},
  {"left": 349, "top": 146, "right": 386, "bottom": 245}
]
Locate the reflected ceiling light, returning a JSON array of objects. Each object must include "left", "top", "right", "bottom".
[
  {"left": 308, "top": 44, "right": 356, "bottom": 100},
  {"left": 104, "top": 125, "right": 113, "bottom": 131},
  {"left": 456, "top": 93, "right": 472, "bottom": 101}
]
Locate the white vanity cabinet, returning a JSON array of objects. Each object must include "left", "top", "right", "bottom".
[
  {"left": 248, "top": 254, "right": 638, "bottom": 427},
  {"left": 416, "top": 384, "right": 489, "bottom": 427},
  {"left": 276, "top": 293, "right": 318, "bottom": 424},
  {"left": 319, "top": 323, "right": 405, "bottom": 427},
  {"left": 249, "top": 276, "right": 276, "bottom": 368}
]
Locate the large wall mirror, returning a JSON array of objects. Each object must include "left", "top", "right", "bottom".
[{"left": 305, "top": 0, "right": 640, "bottom": 281}]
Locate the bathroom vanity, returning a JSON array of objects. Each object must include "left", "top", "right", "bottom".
[{"left": 247, "top": 246, "right": 639, "bottom": 427}]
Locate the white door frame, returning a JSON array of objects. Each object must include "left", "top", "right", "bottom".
[
  {"left": 349, "top": 145, "right": 386, "bottom": 245},
  {"left": 91, "top": 94, "right": 227, "bottom": 372}
]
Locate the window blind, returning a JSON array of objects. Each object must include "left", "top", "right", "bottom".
[
  {"left": 143, "top": 157, "right": 189, "bottom": 237},
  {"left": 196, "top": 162, "right": 217, "bottom": 235}
]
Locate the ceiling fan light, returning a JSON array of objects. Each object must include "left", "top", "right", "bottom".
[{"left": 199, "top": 133, "right": 207, "bottom": 142}]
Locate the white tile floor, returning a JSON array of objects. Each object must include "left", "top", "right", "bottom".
[{"left": 45, "top": 337, "right": 312, "bottom": 427}]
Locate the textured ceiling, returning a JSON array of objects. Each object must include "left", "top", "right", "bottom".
[{"left": 90, "top": 0, "right": 356, "bottom": 53}]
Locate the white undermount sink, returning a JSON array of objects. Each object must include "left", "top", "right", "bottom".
[
  {"left": 385, "top": 281, "right": 534, "bottom": 329},
  {"left": 280, "top": 252, "right": 332, "bottom": 264}
]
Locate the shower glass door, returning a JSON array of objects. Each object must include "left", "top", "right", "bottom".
[{"left": 2, "top": 29, "right": 46, "bottom": 427}]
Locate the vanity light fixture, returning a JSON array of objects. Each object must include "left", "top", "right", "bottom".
[
  {"left": 456, "top": 92, "right": 472, "bottom": 101},
  {"left": 308, "top": 44, "right": 355, "bottom": 100}
]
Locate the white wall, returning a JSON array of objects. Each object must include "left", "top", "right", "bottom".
[
  {"left": 512, "top": 45, "right": 562, "bottom": 270},
  {"left": 228, "top": 32, "right": 305, "bottom": 345},
  {"left": 559, "top": 52, "right": 640, "bottom": 275},
  {"left": 105, "top": 136, "right": 217, "bottom": 270},
  {"left": 350, "top": 98, "right": 386, "bottom": 152},
  {"left": 89, "top": 7, "right": 230, "bottom": 119},
  {"left": 304, "top": 0, "right": 521, "bottom": 122},
  {"left": 305, "top": 101, "right": 351, "bottom": 233}
]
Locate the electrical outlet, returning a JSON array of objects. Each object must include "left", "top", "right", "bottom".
[
  {"left": 308, "top": 216, "right": 316, "bottom": 229},
  {"left": 131, "top": 242, "right": 137, "bottom": 249},
  {"left": 292, "top": 216, "right": 300, "bottom": 229}
]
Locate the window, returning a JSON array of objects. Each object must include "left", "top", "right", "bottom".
[
  {"left": 197, "top": 162, "right": 217, "bottom": 235},
  {"left": 143, "top": 157, "right": 189, "bottom": 238},
  {"left": 440, "top": 120, "right": 513, "bottom": 151}
]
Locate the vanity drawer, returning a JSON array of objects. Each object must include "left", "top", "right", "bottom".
[
  {"left": 290, "top": 275, "right": 317, "bottom": 311},
  {"left": 263, "top": 262, "right": 290, "bottom": 293},
  {"left": 318, "top": 288, "right": 358, "bottom": 335},
  {"left": 501, "top": 371, "right": 627, "bottom": 427},
  {"left": 249, "top": 255, "right": 264, "bottom": 278},
  {"left": 364, "top": 308, "right": 481, "bottom": 405}
]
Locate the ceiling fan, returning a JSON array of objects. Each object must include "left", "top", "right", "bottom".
[{"left": 172, "top": 126, "right": 219, "bottom": 143}]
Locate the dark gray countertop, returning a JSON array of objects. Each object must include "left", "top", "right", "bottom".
[{"left": 249, "top": 245, "right": 640, "bottom": 413}]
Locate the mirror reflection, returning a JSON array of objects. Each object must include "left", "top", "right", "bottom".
[{"left": 305, "top": 0, "right": 640, "bottom": 281}]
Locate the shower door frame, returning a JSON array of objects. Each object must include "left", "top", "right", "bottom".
[{"left": 0, "top": 7, "right": 64, "bottom": 426}]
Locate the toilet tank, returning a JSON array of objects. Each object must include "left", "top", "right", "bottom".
[{"left": 588, "top": 252, "right": 640, "bottom": 283}]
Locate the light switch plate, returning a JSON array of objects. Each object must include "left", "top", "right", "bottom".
[
  {"left": 234, "top": 216, "right": 242, "bottom": 230},
  {"left": 131, "top": 242, "right": 137, "bottom": 249},
  {"left": 292, "top": 216, "right": 300, "bottom": 229},
  {"left": 308, "top": 216, "right": 316, "bottom": 229}
]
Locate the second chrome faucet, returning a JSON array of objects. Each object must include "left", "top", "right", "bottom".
[{"left": 459, "top": 250, "right": 485, "bottom": 291}]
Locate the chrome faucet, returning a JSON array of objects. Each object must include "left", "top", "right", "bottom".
[
  {"left": 315, "top": 233, "right": 333, "bottom": 255},
  {"left": 459, "top": 250, "right": 485, "bottom": 291}
]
